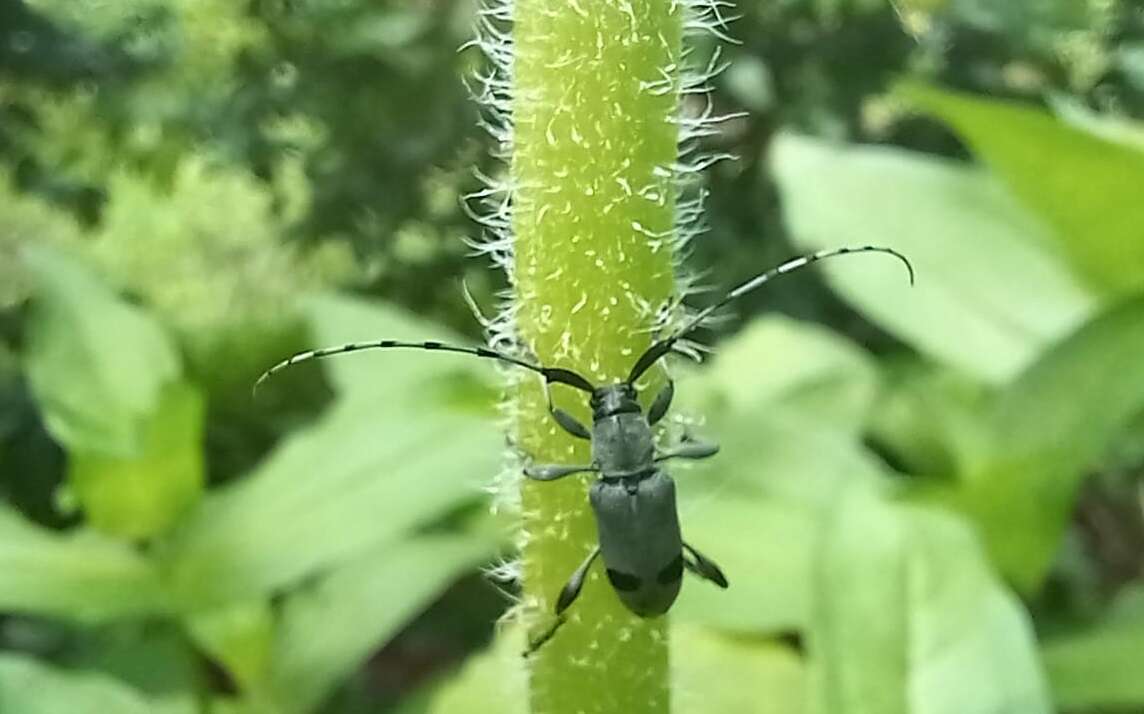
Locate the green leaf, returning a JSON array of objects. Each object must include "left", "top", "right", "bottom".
[
  {"left": 672, "top": 421, "right": 884, "bottom": 636},
  {"left": 770, "top": 132, "right": 1095, "bottom": 384},
  {"left": 22, "top": 246, "right": 180, "bottom": 457},
  {"left": 0, "top": 654, "right": 156, "bottom": 714},
  {"left": 1048, "top": 94, "right": 1144, "bottom": 152},
  {"left": 163, "top": 394, "right": 498, "bottom": 607},
  {"left": 673, "top": 626, "right": 805, "bottom": 714},
  {"left": 688, "top": 408, "right": 889, "bottom": 511},
  {"left": 693, "top": 316, "right": 877, "bottom": 435},
  {"left": 672, "top": 315, "right": 898, "bottom": 634},
  {"left": 268, "top": 533, "right": 493, "bottom": 713},
  {"left": 0, "top": 503, "right": 166, "bottom": 622},
  {"left": 1042, "top": 586, "right": 1144, "bottom": 710},
  {"left": 187, "top": 600, "right": 275, "bottom": 694},
  {"left": 867, "top": 358, "right": 991, "bottom": 479},
  {"left": 68, "top": 380, "right": 205, "bottom": 539},
  {"left": 303, "top": 294, "right": 497, "bottom": 405},
  {"left": 163, "top": 300, "right": 501, "bottom": 608},
  {"left": 426, "top": 627, "right": 525, "bottom": 714},
  {"left": 959, "top": 293, "right": 1144, "bottom": 591},
  {"left": 898, "top": 82, "right": 1144, "bottom": 296},
  {"left": 65, "top": 623, "right": 200, "bottom": 714},
  {"left": 811, "top": 488, "right": 1051, "bottom": 714},
  {"left": 671, "top": 497, "right": 814, "bottom": 634},
  {"left": 681, "top": 314, "right": 890, "bottom": 510}
]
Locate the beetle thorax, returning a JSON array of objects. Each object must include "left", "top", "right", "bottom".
[
  {"left": 591, "top": 412, "right": 655, "bottom": 476},
  {"left": 589, "top": 384, "right": 640, "bottom": 419}
]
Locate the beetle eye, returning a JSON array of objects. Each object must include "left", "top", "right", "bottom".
[
  {"left": 606, "top": 569, "right": 641, "bottom": 592},
  {"left": 656, "top": 554, "right": 683, "bottom": 584}
]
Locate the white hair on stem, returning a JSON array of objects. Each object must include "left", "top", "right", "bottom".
[{"left": 463, "top": 0, "right": 738, "bottom": 586}]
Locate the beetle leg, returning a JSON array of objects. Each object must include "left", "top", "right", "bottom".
[
  {"left": 523, "top": 463, "right": 598, "bottom": 481},
  {"left": 682, "top": 542, "right": 729, "bottom": 588},
  {"left": 556, "top": 545, "right": 601, "bottom": 614},
  {"left": 544, "top": 384, "right": 592, "bottom": 440},
  {"left": 551, "top": 407, "right": 592, "bottom": 439},
  {"left": 524, "top": 615, "right": 567, "bottom": 658},
  {"left": 646, "top": 379, "right": 675, "bottom": 426},
  {"left": 655, "top": 438, "right": 719, "bottom": 462}
]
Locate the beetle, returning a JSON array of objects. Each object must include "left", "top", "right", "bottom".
[{"left": 256, "top": 245, "right": 914, "bottom": 645}]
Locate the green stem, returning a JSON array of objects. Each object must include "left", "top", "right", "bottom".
[{"left": 511, "top": 1, "right": 682, "bottom": 712}]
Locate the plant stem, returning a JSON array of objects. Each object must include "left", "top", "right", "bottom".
[{"left": 511, "top": 1, "right": 682, "bottom": 712}]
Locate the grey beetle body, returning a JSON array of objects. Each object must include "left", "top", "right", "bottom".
[
  {"left": 255, "top": 246, "right": 914, "bottom": 654},
  {"left": 590, "top": 470, "right": 683, "bottom": 617}
]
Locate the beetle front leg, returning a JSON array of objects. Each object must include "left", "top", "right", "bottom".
[
  {"left": 543, "top": 384, "right": 592, "bottom": 439},
  {"left": 523, "top": 463, "right": 598, "bottom": 481}
]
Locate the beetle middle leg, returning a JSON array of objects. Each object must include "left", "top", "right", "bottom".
[
  {"left": 523, "top": 463, "right": 599, "bottom": 481},
  {"left": 655, "top": 437, "right": 719, "bottom": 462},
  {"left": 543, "top": 384, "right": 592, "bottom": 439}
]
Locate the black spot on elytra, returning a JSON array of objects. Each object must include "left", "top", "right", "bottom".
[
  {"left": 657, "top": 554, "right": 683, "bottom": 584},
  {"left": 606, "top": 569, "right": 641, "bottom": 592}
]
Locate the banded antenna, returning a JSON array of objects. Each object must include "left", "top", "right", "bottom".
[
  {"left": 254, "top": 246, "right": 913, "bottom": 396},
  {"left": 625, "top": 245, "right": 914, "bottom": 384},
  {"left": 253, "top": 339, "right": 595, "bottom": 396}
]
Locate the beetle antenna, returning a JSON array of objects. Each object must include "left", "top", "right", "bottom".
[
  {"left": 626, "top": 245, "right": 914, "bottom": 383},
  {"left": 254, "top": 339, "right": 595, "bottom": 396}
]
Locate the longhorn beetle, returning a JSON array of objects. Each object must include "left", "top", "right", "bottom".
[{"left": 256, "top": 246, "right": 914, "bottom": 650}]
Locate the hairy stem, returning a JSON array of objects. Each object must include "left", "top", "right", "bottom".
[{"left": 511, "top": 1, "right": 682, "bottom": 712}]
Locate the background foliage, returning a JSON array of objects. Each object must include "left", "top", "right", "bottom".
[{"left": 1, "top": 0, "right": 1143, "bottom": 712}]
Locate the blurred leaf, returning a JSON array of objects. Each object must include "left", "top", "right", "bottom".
[
  {"left": 163, "top": 395, "right": 497, "bottom": 607},
  {"left": 0, "top": 503, "right": 166, "bottom": 622},
  {"left": 187, "top": 600, "right": 275, "bottom": 694},
  {"left": 427, "top": 626, "right": 525, "bottom": 714},
  {"left": 695, "top": 316, "right": 877, "bottom": 435},
  {"left": 811, "top": 488, "right": 1051, "bottom": 714},
  {"left": 164, "top": 300, "right": 500, "bottom": 607},
  {"left": 672, "top": 497, "right": 815, "bottom": 634},
  {"left": 811, "top": 488, "right": 908, "bottom": 714},
  {"left": 770, "top": 132, "right": 1095, "bottom": 384},
  {"left": 1042, "top": 586, "right": 1144, "bottom": 710},
  {"left": 867, "top": 359, "right": 990, "bottom": 478},
  {"left": 269, "top": 533, "right": 494, "bottom": 713},
  {"left": 23, "top": 246, "right": 180, "bottom": 457},
  {"left": 898, "top": 82, "right": 1144, "bottom": 296},
  {"left": 688, "top": 407, "right": 889, "bottom": 510},
  {"left": 722, "top": 56, "right": 774, "bottom": 113},
  {"left": 665, "top": 312, "right": 901, "bottom": 633},
  {"left": 959, "top": 293, "right": 1144, "bottom": 591},
  {"left": 679, "top": 314, "right": 890, "bottom": 513},
  {"left": 86, "top": 161, "right": 354, "bottom": 343},
  {"left": 946, "top": 0, "right": 1093, "bottom": 38},
  {"left": 68, "top": 380, "right": 205, "bottom": 539},
  {"left": 672, "top": 625, "right": 805, "bottom": 714},
  {"left": 1048, "top": 94, "right": 1144, "bottom": 151},
  {"left": 65, "top": 623, "right": 200, "bottom": 714},
  {"left": 303, "top": 294, "right": 497, "bottom": 405},
  {"left": 0, "top": 654, "right": 156, "bottom": 714}
]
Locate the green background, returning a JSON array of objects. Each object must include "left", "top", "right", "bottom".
[{"left": 1, "top": 0, "right": 1143, "bottom": 712}]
